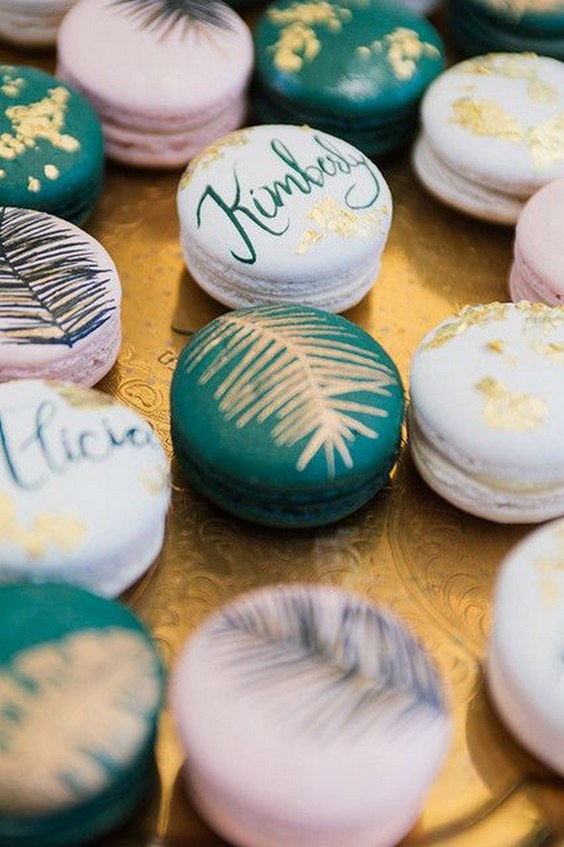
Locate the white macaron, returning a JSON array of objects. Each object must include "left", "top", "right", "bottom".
[
  {"left": 0, "top": 0, "right": 76, "bottom": 46},
  {"left": 177, "top": 124, "right": 392, "bottom": 313}
]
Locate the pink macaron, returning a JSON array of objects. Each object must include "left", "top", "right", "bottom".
[
  {"left": 0, "top": 206, "right": 121, "bottom": 385},
  {"left": 510, "top": 176, "right": 564, "bottom": 305},
  {"left": 56, "top": 0, "right": 254, "bottom": 168}
]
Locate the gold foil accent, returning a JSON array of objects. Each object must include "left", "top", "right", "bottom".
[
  {"left": 179, "top": 130, "right": 250, "bottom": 190},
  {"left": 0, "top": 493, "right": 85, "bottom": 558},
  {"left": 0, "top": 629, "right": 160, "bottom": 815},
  {"left": 55, "top": 384, "right": 116, "bottom": 409},
  {"left": 460, "top": 53, "right": 558, "bottom": 104},
  {"left": 27, "top": 176, "right": 40, "bottom": 193},
  {"left": 0, "top": 86, "right": 80, "bottom": 162},
  {"left": 0, "top": 169, "right": 5, "bottom": 179},
  {"left": 530, "top": 112, "right": 564, "bottom": 169},
  {"left": 267, "top": 1, "right": 368, "bottom": 73},
  {"left": 536, "top": 555, "right": 564, "bottom": 607},
  {"left": 450, "top": 98, "right": 525, "bottom": 143},
  {"left": 0, "top": 66, "right": 25, "bottom": 99},
  {"left": 140, "top": 465, "right": 170, "bottom": 496},
  {"left": 43, "top": 164, "right": 59, "bottom": 180},
  {"left": 487, "top": 339, "right": 505, "bottom": 353},
  {"left": 476, "top": 377, "right": 547, "bottom": 431},
  {"left": 364, "top": 27, "right": 441, "bottom": 81},
  {"left": 424, "top": 303, "right": 508, "bottom": 349},
  {"left": 296, "top": 196, "right": 387, "bottom": 254}
]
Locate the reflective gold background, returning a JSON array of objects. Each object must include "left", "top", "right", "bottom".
[{"left": 3, "top": 8, "right": 564, "bottom": 844}]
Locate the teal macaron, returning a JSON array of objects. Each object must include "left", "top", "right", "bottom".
[
  {"left": 0, "top": 64, "right": 104, "bottom": 225},
  {"left": 253, "top": 0, "right": 445, "bottom": 157},
  {"left": 171, "top": 305, "right": 404, "bottom": 527},
  {"left": 0, "top": 583, "right": 164, "bottom": 847},
  {"left": 451, "top": 0, "right": 564, "bottom": 60}
]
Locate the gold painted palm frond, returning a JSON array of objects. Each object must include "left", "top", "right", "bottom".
[
  {"left": 0, "top": 629, "right": 160, "bottom": 814},
  {"left": 183, "top": 306, "right": 399, "bottom": 477}
]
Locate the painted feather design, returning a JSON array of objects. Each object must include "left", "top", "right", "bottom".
[
  {"left": 110, "top": 0, "right": 233, "bottom": 37},
  {"left": 0, "top": 629, "right": 160, "bottom": 814},
  {"left": 183, "top": 305, "right": 399, "bottom": 477},
  {"left": 0, "top": 207, "right": 117, "bottom": 347},
  {"left": 209, "top": 589, "right": 445, "bottom": 742}
]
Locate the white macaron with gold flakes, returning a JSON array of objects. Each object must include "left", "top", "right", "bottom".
[
  {"left": 0, "top": 379, "right": 170, "bottom": 596},
  {"left": 488, "top": 517, "right": 564, "bottom": 775},
  {"left": 413, "top": 53, "right": 564, "bottom": 224},
  {"left": 177, "top": 124, "right": 392, "bottom": 313},
  {"left": 408, "top": 301, "right": 564, "bottom": 523}
]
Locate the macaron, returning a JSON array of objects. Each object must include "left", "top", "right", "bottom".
[
  {"left": 510, "top": 176, "right": 564, "bottom": 304},
  {"left": 0, "top": 0, "right": 76, "bottom": 46},
  {"left": 409, "top": 301, "right": 564, "bottom": 523},
  {"left": 56, "top": 0, "right": 254, "bottom": 168},
  {"left": 0, "top": 582, "right": 164, "bottom": 847},
  {"left": 171, "top": 584, "right": 451, "bottom": 847},
  {"left": 0, "top": 65, "right": 103, "bottom": 225},
  {"left": 0, "top": 379, "right": 170, "bottom": 596},
  {"left": 170, "top": 304, "right": 404, "bottom": 528},
  {"left": 0, "top": 206, "right": 121, "bottom": 385},
  {"left": 413, "top": 53, "right": 564, "bottom": 224},
  {"left": 488, "top": 517, "right": 564, "bottom": 776},
  {"left": 177, "top": 124, "right": 392, "bottom": 312},
  {"left": 451, "top": 0, "right": 564, "bottom": 61},
  {"left": 253, "top": 0, "right": 445, "bottom": 157}
]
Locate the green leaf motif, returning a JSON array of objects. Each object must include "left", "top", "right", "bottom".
[
  {"left": 0, "top": 628, "right": 160, "bottom": 814},
  {"left": 209, "top": 589, "right": 445, "bottom": 742},
  {"left": 183, "top": 305, "right": 398, "bottom": 477},
  {"left": 0, "top": 207, "right": 117, "bottom": 347},
  {"left": 110, "top": 0, "right": 233, "bottom": 37}
]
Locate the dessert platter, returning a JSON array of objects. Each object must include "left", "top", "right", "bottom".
[{"left": 2, "top": 1, "right": 564, "bottom": 845}]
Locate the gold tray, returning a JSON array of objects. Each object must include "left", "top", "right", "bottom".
[{"left": 4, "top": 16, "right": 564, "bottom": 846}]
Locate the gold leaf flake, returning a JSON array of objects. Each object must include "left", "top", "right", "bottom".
[
  {"left": 54, "top": 384, "right": 115, "bottom": 409},
  {"left": 0, "top": 170, "right": 5, "bottom": 179},
  {"left": 43, "top": 164, "right": 59, "bottom": 180},
  {"left": 0, "top": 86, "right": 80, "bottom": 162},
  {"left": 460, "top": 53, "right": 558, "bottom": 103},
  {"left": 179, "top": 130, "right": 250, "bottom": 189},
  {"left": 450, "top": 97, "right": 525, "bottom": 142},
  {"left": 536, "top": 552, "right": 564, "bottom": 607},
  {"left": 27, "top": 176, "right": 40, "bottom": 193},
  {"left": 367, "top": 27, "right": 441, "bottom": 81},
  {"left": 424, "top": 303, "right": 508, "bottom": 349},
  {"left": 529, "top": 112, "right": 564, "bottom": 169},
  {"left": 0, "top": 67, "right": 25, "bottom": 99},
  {"left": 0, "top": 629, "right": 160, "bottom": 814},
  {"left": 296, "top": 196, "right": 386, "bottom": 254},
  {"left": 0, "top": 493, "right": 85, "bottom": 558},
  {"left": 140, "top": 465, "right": 170, "bottom": 496},
  {"left": 487, "top": 339, "right": 505, "bottom": 353},
  {"left": 476, "top": 377, "right": 547, "bottom": 431},
  {"left": 267, "top": 1, "right": 367, "bottom": 73}
]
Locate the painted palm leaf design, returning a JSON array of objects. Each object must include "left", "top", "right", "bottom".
[
  {"left": 0, "top": 629, "right": 160, "bottom": 814},
  {"left": 209, "top": 590, "right": 445, "bottom": 742},
  {"left": 183, "top": 305, "right": 398, "bottom": 477},
  {"left": 0, "top": 207, "right": 116, "bottom": 347},
  {"left": 110, "top": 0, "right": 233, "bottom": 37}
]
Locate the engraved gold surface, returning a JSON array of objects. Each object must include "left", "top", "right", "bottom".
[{"left": 3, "top": 25, "right": 564, "bottom": 847}]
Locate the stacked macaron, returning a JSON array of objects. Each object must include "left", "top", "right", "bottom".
[
  {"left": 177, "top": 124, "right": 392, "bottom": 312},
  {"left": 451, "top": 0, "right": 564, "bottom": 60},
  {"left": 56, "top": 0, "right": 254, "bottom": 168},
  {"left": 0, "top": 65, "right": 104, "bottom": 224},
  {"left": 413, "top": 52, "right": 564, "bottom": 224},
  {"left": 252, "top": 0, "right": 445, "bottom": 157},
  {"left": 409, "top": 301, "right": 564, "bottom": 523},
  {"left": 0, "top": 0, "right": 76, "bottom": 47},
  {"left": 510, "top": 176, "right": 564, "bottom": 303},
  {"left": 171, "top": 584, "right": 451, "bottom": 847}
]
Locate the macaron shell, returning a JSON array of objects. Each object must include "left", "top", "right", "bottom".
[
  {"left": 410, "top": 302, "right": 564, "bottom": 477},
  {"left": 487, "top": 518, "right": 564, "bottom": 775},
  {"left": 510, "top": 176, "right": 564, "bottom": 304},
  {"left": 420, "top": 53, "right": 564, "bottom": 195},
  {"left": 254, "top": 0, "right": 445, "bottom": 121},
  {"left": 177, "top": 125, "right": 392, "bottom": 295},
  {"left": 57, "top": 0, "right": 253, "bottom": 121}
]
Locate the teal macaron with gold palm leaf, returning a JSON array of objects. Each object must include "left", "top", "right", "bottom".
[
  {"left": 0, "top": 64, "right": 104, "bottom": 225},
  {"left": 253, "top": 0, "right": 446, "bottom": 156},
  {"left": 0, "top": 582, "right": 164, "bottom": 847},
  {"left": 171, "top": 305, "right": 404, "bottom": 527}
]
